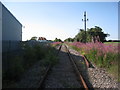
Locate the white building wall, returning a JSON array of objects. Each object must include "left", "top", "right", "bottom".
[{"left": 2, "top": 4, "right": 22, "bottom": 41}]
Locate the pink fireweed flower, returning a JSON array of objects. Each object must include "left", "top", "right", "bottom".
[
  {"left": 51, "top": 42, "right": 61, "bottom": 46},
  {"left": 70, "top": 42, "right": 118, "bottom": 56}
]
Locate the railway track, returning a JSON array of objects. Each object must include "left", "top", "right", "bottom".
[
  {"left": 38, "top": 44, "right": 62, "bottom": 88},
  {"left": 38, "top": 44, "right": 91, "bottom": 89},
  {"left": 64, "top": 44, "right": 89, "bottom": 90}
]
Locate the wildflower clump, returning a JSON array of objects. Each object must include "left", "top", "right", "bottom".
[
  {"left": 51, "top": 42, "right": 62, "bottom": 47},
  {"left": 68, "top": 42, "right": 119, "bottom": 68},
  {"left": 68, "top": 42, "right": 119, "bottom": 81}
]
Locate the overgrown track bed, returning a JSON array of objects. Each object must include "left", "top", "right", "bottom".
[
  {"left": 3, "top": 44, "right": 62, "bottom": 88},
  {"left": 39, "top": 44, "right": 91, "bottom": 89},
  {"left": 64, "top": 45, "right": 90, "bottom": 90},
  {"left": 38, "top": 44, "right": 62, "bottom": 88}
]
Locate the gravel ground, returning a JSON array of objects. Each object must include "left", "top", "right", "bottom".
[
  {"left": 6, "top": 60, "right": 48, "bottom": 88},
  {"left": 43, "top": 45, "right": 82, "bottom": 88},
  {"left": 67, "top": 45, "right": 119, "bottom": 89},
  {"left": 4, "top": 45, "right": 59, "bottom": 88}
]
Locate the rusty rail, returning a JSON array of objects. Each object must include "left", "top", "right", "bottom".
[
  {"left": 39, "top": 44, "right": 90, "bottom": 89},
  {"left": 38, "top": 44, "right": 62, "bottom": 88},
  {"left": 39, "top": 64, "right": 51, "bottom": 88},
  {"left": 81, "top": 55, "right": 90, "bottom": 68},
  {"left": 65, "top": 45, "right": 89, "bottom": 90},
  {"left": 81, "top": 55, "right": 94, "bottom": 68}
]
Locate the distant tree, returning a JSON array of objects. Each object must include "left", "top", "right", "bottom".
[
  {"left": 64, "top": 38, "right": 74, "bottom": 42},
  {"left": 54, "top": 38, "right": 62, "bottom": 42},
  {"left": 87, "top": 26, "right": 109, "bottom": 42},
  {"left": 74, "top": 26, "right": 110, "bottom": 43},
  {"left": 30, "top": 36, "right": 37, "bottom": 40},
  {"left": 74, "top": 29, "right": 86, "bottom": 43}
]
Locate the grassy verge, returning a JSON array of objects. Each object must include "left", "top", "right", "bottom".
[
  {"left": 67, "top": 42, "right": 119, "bottom": 82},
  {"left": 104, "top": 42, "right": 120, "bottom": 44},
  {"left": 3, "top": 42, "right": 58, "bottom": 87},
  {"left": 51, "top": 42, "right": 62, "bottom": 47}
]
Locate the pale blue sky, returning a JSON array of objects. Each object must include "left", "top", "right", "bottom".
[{"left": 1, "top": 2, "right": 118, "bottom": 41}]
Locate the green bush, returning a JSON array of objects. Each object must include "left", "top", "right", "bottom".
[
  {"left": 85, "top": 49, "right": 97, "bottom": 63},
  {"left": 71, "top": 46, "right": 80, "bottom": 52},
  {"left": 23, "top": 45, "right": 36, "bottom": 68},
  {"left": 3, "top": 43, "right": 58, "bottom": 87},
  {"left": 23, "top": 44, "right": 48, "bottom": 68},
  {"left": 3, "top": 56, "right": 24, "bottom": 81},
  {"left": 44, "top": 47, "right": 58, "bottom": 66}
]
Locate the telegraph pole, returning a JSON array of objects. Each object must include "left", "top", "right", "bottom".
[{"left": 82, "top": 11, "right": 88, "bottom": 43}]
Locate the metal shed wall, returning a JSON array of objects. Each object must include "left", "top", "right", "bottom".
[
  {"left": 0, "top": 2, "right": 2, "bottom": 53},
  {"left": 0, "top": 2, "right": 2, "bottom": 89},
  {"left": 1, "top": 2, "right": 22, "bottom": 52},
  {"left": 2, "top": 4, "right": 22, "bottom": 41}
]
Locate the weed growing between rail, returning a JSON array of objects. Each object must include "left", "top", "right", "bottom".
[
  {"left": 66, "top": 42, "right": 119, "bottom": 82},
  {"left": 43, "top": 47, "right": 59, "bottom": 66},
  {"left": 3, "top": 42, "right": 59, "bottom": 87}
]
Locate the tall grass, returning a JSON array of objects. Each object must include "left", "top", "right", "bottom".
[
  {"left": 23, "top": 44, "right": 47, "bottom": 68},
  {"left": 51, "top": 42, "right": 62, "bottom": 47},
  {"left": 67, "top": 42, "right": 119, "bottom": 81},
  {"left": 3, "top": 43, "right": 58, "bottom": 86}
]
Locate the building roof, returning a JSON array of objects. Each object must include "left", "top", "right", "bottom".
[{"left": 38, "top": 37, "right": 47, "bottom": 40}]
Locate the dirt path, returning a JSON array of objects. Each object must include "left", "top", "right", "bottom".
[{"left": 43, "top": 45, "right": 81, "bottom": 88}]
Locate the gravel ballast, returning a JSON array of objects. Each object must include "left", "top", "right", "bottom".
[{"left": 43, "top": 45, "right": 82, "bottom": 88}]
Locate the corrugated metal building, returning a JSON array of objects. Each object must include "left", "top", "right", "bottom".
[
  {"left": 1, "top": 2, "right": 22, "bottom": 41},
  {"left": 0, "top": 2, "right": 22, "bottom": 52},
  {"left": 0, "top": 2, "right": 2, "bottom": 53}
]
